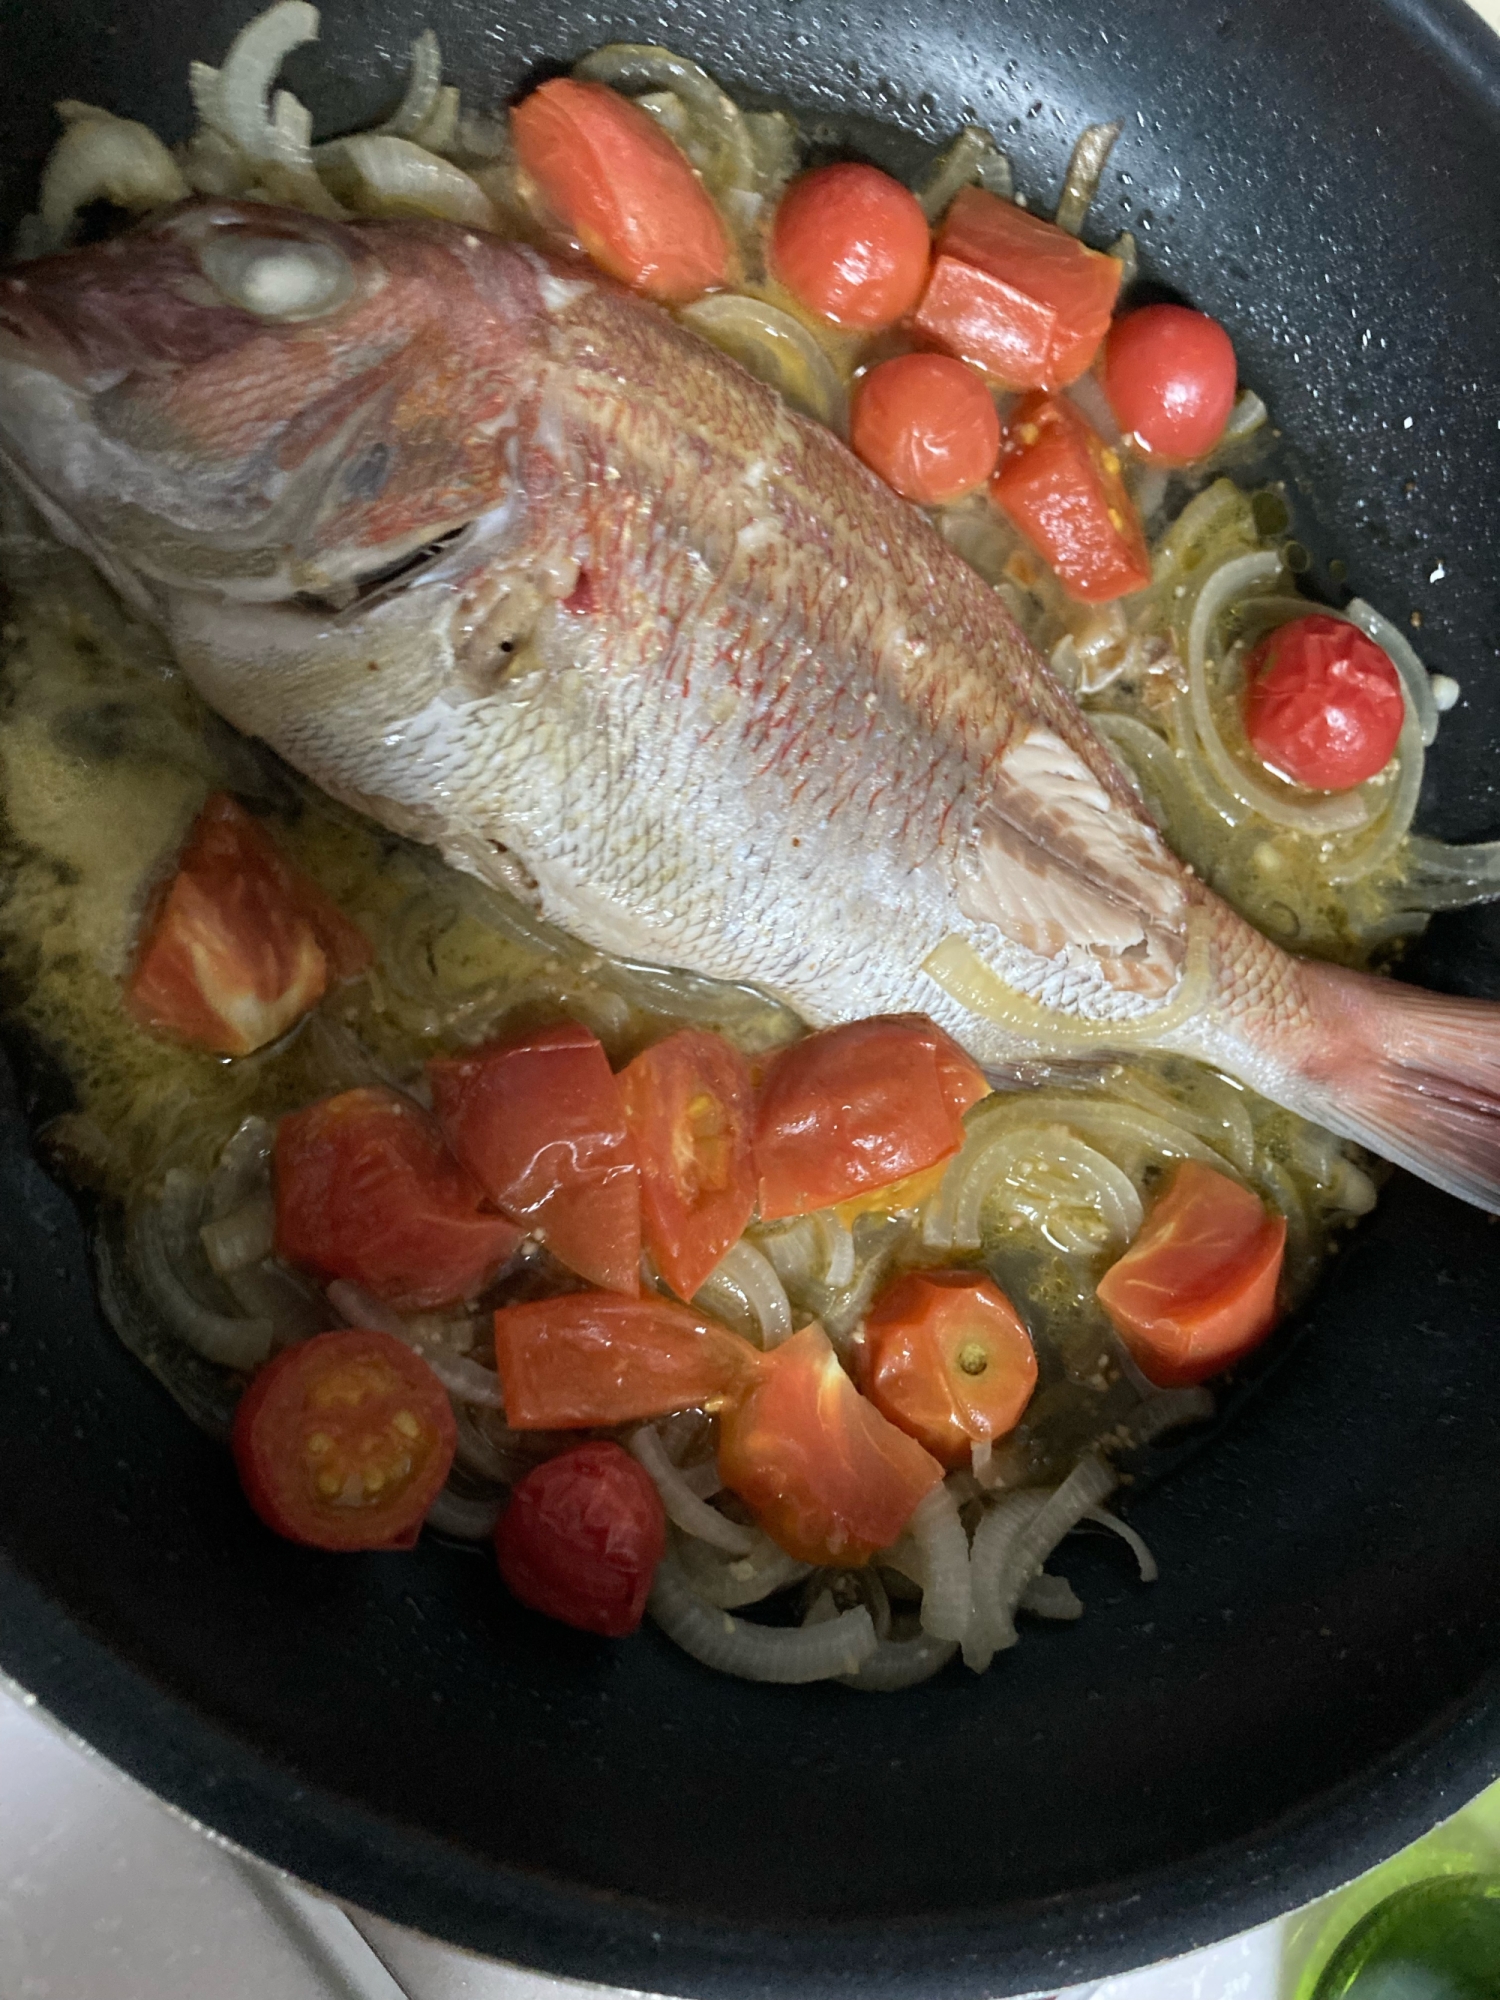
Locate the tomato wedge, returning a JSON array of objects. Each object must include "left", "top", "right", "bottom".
[
  {"left": 990, "top": 391, "right": 1152, "bottom": 603},
  {"left": 493, "top": 1292, "right": 761, "bottom": 1429},
  {"left": 495, "top": 1441, "right": 666, "bottom": 1637},
  {"left": 128, "top": 792, "right": 371, "bottom": 1057},
  {"left": 863, "top": 1270, "right": 1037, "bottom": 1466},
  {"left": 1096, "top": 1160, "right": 1287, "bottom": 1386},
  {"left": 619, "top": 1029, "right": 756, "bottom": 1299},
  {"left": 1244, "top": 614, "right": 1406, "bottom": 791},
  {"left": 430, "top": 1022, "right": 641, "bottom": 1295},
  {"left": 511, "top": 77, "right": 730, "bottom": 302},
  {"left": 717, "top": 1322, "right": 942, "bottom": 1565},
  {"left": 232, "top": 1328, "right": 457, "bottom": 1551},
  {"left": 275, "top": 1086, "right": 521, "bottom": 1311},
  {"left": 754, "top": 1015, "right": 987, "bottom": 1221}
]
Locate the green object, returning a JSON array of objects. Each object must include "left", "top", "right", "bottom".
[{"left": 1307, "top": 1875, "right": 1500, "bottom": 1999}]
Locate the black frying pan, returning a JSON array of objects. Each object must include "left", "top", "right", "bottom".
[{"left": 3, "top": 2, "right": 1500, "bottom": 1993}]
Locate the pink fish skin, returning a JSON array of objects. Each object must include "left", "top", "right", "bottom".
[{"left": 1, "top": 199, "right": 1498, "bottom": 1209}]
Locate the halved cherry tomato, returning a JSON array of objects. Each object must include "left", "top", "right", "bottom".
[
  {"left": 990, "top": 391, "right": 1152, "bottom": 602},
  {"left": 754, "top": 1015, "right": 988, "bottom": 1222},
  {"left": 1103, "top": 304, "right": 1238, "bottom": 462},
  {"left": 769, "top": 162, "right": 930, "bottom": 331},
  {"left": 275, "top": 1087, "right": 521, "bottom": 1312},
  {"left": 717, "top": 1322, "right": 942, "bottom": 1565},
  {"left": 127, "top": 792, "right": 371, "bottom": 1058},
  {"left": 511, "top": 77, "right": 730, "bottom": 301},
  {"left": 429, "top": 1022, "right": 640, "bottom": 1295},
  {"left": 493, "top": 1293, "right": 761, "bottom": 1429},
  {"left": 850, "top": 352, "right": 1001, "bottom": 505},
  {"left": 912, "top": 186, "right": 1120, "bottom": 390},
  {"left": 232, "top": 1328, "right": 457, "bottom": 1551},
  {"left": 863, "top": 1270, "right": 1037, "bottom": 1466},
  {"left": 1244, "top": 614, "right": 1406, "bottom": 791},
  {"left": 495, "top": 1441, "right": 665, "bottom": 1637},
  {"left": 1096, "top": 1160, "right": 1286, "bottom": 1387},
  {"left": 619, "top": 1029, "right": 756, "bottom": 1300}
]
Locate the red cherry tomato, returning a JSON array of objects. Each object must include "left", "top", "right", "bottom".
[
  {"left": 717, "top": 1323, "right": 942, "bottom": 1565},
  {"left": 493, "top": 1292, "right": 761, "bottom": 1429},
  {"left": 127, "top": 793, "right": 371, "bottom": 1058},
  {"left": 770, "top": 163, "right": 930, "bottom": 331},
  {"left": 429, "top": 1022, "right": 641, "bottom": 1295},
  {"left": 274, "top": 1087, "right": 521, "bottom": 1311},
  {"left": 619, "top": 1029, "right": 757, "bottom": 1300},
  {"left": 990, "top": 390, "right": 1152, "bottom": 602},
  {"left": 862, "top": 1270, "right": 1037, "bottom": 1467},
  {"left": 1103, "top": 305, "right": 1238, "bottom": 462},
  {"left": 850, "top": 353, "right": 1001, "bottom": 505},
  {"left": 1096, "top": 1160, "right": 1286, "bottom": 1387},
  {"left": 232, "top": 1329, "right": 457, "bottom": 1551},
  {"left": 495, "top": 1440, "right": 666, "bottom": 1636},
  {"left": 1243, "top": 614, "right": 1406, "bottom": 790},
  {"left": 511, "top": 77, "right": 730, "bottom": 301}
]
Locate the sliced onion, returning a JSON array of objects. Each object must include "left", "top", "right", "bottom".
[
  {"left": 317, "top": 135, "right": 496, "bottom": 228},
  {"left": 215, "top": 1, "right": 318, "bottom": 162},
  {"left": 1122, "top": 1384, "right": 1215, "bottom": 1445},
  {"left": 1106, "top": 1066, "right": 1256, "bottom": 1178},
  {"left": 379, "top": 29, "right": 442, "bottom": 139},
  {"left": 906, "top": 1482, "right": 972, "bottom": 1642},
  {"left": 674, "top": 1530, "right": 812, "bottom": 1608},
  {"left": 680, "top": 295, "right": 848, "bottom": 432},
  {"left": 326, "top": 1279, "right": 504, "bottom": 1405},
  {"left": 630, "top": 1427, "right": 755, "bottom": 1555},
  {"left": 965, "top": 1454, "right": 1116, "bottom": 1671},
  {"left": 840, "top": 1629, "right": 958, "bottom": 1691},
  {"left": 915, "top": 124, "right": 1013, "bottom": 221},
  {"left": 1083, "top": 1504, "right": 1158, "bottom": 1581},
  {"left": 128, "top": 1171, "right": 273, "bottom": 1371},
  {"left": 1399, "top": 834, "right": 1500, "bottom": 912},
  {"left": 1108, "top": 228, "right": 1138, "bottom": 288},
  {"left": 200, "top": 1192, "right": 276, "bottom": 1276},
  {"left": 425, "top": 1484, "right": 503, "bottom": 1540},
  {"left": 208, "top": 1115, "right": 274, "bottom": 1216},
  {"left": 1019, "top": 1571, "right": 1084, "bottom": 1621},
  {"left": 1055, "top": 121, "right": 1121, "bottom": 235},
  {"left": 1218, "top": 388, "right": 1268, "bottom": 445},
  {"left": 650, "top": 1557, "right": 877, "bottom": 1681},
  {"left": 693, "top": 1238, "right": 793, "bottom": 1349},
  {"left": 37, "top": 107, "right": 188, "bottom": 248},
  {"left": 574, "top": 45, "right": 756, "bottom": 193}
]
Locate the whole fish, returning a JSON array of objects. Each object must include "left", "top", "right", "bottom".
[{"left": 2, "top": 199, "right": 1497, "bottom": 1207}]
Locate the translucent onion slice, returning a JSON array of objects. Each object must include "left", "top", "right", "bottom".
[
  {"left": 839, "top": 1629, "right": 958, "bottom": 1691},
  {"left": 1019, "top": 1571, "right": 1084, "bottom": 1621},
  {"left": 37, "top": 107, "right": 188, "bottom": 249},
  {"left": 680, "top": 294, "right": 848, "bottom": 432},
  {"left": 326, "top": 1279, "right": 505, "bottom": 1407},
  {"left": 915, "top": 124, "right": 1014, "bottom": 222},
  {"left": 693, "top": 1238, "right": 793, "bottom": 1349},
  {"left": 922, "top": 1125, "right": 1143, "bottom": 1257},
  {"left": 675, "top": 1530, "right": 813, "bottom": 1608},
  {"left": 1121, "top": 1384, "right": 1215, "bottom": 1447},
  {"left": 650, "top": 1557, "right": 877, "bottom": 1681},
  {"left": 1218, "top": 388, "right": 1269, "bottom": 446},
  {"left": 1400, "top": 833, "right": 1500, "bottom": 912},
  {"left": 1083, "top": 1504, "right": 1158, "bottom": 1581},
  {"left": 379, "top": 29, "right": 442, "bottom": 139},
  {"left": 630, "top": 1427, "right": 756, "bottom": 1555},
  {"left": 128, "top": 1171, "right": 273, "bottom": 1371},
  {"left": 215, "top": 1, "right": 318, "bottom": 164},
  {"left": 910, "top": 1482, "right": 973, "bottom": 1643},
  {"left": 317, "top": 135, "right": 497, "bottom": 228},
  {"left": 199, "top": 1192, "right": 276, "bottom": 1276},
  {"left": 425, "top": 1484, "right": 503, "bottom": 1540},
  {"left": 1055, "top": 121, "right": 1122, "bottom": 235},
  {"left": 965, "top": 1454, "right": 1116, "bottom": 1671}
]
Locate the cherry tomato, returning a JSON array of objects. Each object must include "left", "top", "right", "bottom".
[
  {"left": 1103, "top": 304, "right": 1238, "bottom": 462},
  {"left": 717, "top": 1322, "right": 942, "bottom": 1566},
  {"left": 990, "top": 391, "right": 1152, "bottom": 602},
  {"left": 232, "top": 1328, "right": 457, "bottom": 1551},
  {"left": 127, "top": 793, "right": 371, "bottom": 1058},
  {"left": 619, "top": 1029, "right": 756, "bottom": 1300},
  {"left": 495, "top": 1441, "right": 666, "bottom": 1637},
  {"left": 769, "top": 163, "right": 930, "bottom": 331},
  {"left": 1096, "top": 1160, "right": 1287, "bottom": 1387},
  {"left": 850, "top": 353, "right": 1001, "bottom": 505},
  {"left": 754, "top": 1015, "right": 987, "bottom": 1222},
  {"left": 493, "top": 1292, "right": 762, "bottom": 1429},
  {"left": 429, "top": 1022, "right": 641, "bottom": 1295},
  {"left": 862, "top": 1271, "right": 1037, "bottom": 1467},
  {"left": 1244, "top": 614, "right": 1406, "bottom": 791},
  {"left": 912, "top": 186, "right": 1120, "bottom": 390},
  {"left": 275, "top": 1087, "right": 521, "bottom": 1311},
  {"left": 511, "top": 77, "right": 730, "bottom": 301}
]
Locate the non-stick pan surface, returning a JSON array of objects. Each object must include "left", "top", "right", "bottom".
[{"left": 3, "top": 1, "right": 1500, "bottom": 1993}]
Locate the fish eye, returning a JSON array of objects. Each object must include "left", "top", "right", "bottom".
[{"left": 198, "top": 234, "right": 355, "bottom": 322}]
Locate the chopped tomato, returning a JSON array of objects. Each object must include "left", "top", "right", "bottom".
[
  {"left": 754, "top": 1015, "right": 986, "bottom": 1222},
  {"left": 429, "top": 1022, "right": 641, "bottom": 1295},
  {"left": 1244, "top": 615, "right": 1406, "bottom": 791},
  {"left": 717, "top": 1322, "right": 942, "bottom": 1565},
  {"left": 619, "top": 1029, "right": 756, "bottom": 1300},
  {"left": 769, "top": 162, "right": 930, "bottom": 330},
  {"left": 862, "top": 1271, "right": 1037, "bottom": 1466},
  {"left": 1103, "top": 304, "right": 1238, "bottom": 462},
  {"left": 912, "top": 186, "right": 1120, "bottom": 390},
  {"left": 510, "top": 77, "right": 730, "bottom": 301},
  {"left": 232, "top": 1328, "right": 457, "bottom": 1551},
  {"left": 850, "top": 352, "right": 1001, "bottom": 505},
  {"left": 493, "top": 1292, "right": 761, "bottom": 1429},
  {"left": 1096, "top": 1160, "right": 1286, "bottom": 1387},
  {"left": 495, "top": 1441, "right": 666, "bottom": 1637},
  {"left": 275, "top": 1087, "right": 521, "bottom": 1312},
  {"left": 127, "top": 792, "right": 371, "bottom": 1058},
  {"left": 990, "top": 391, "right": 1152, "bottom": 603}
]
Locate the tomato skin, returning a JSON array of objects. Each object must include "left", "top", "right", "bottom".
[
  {"left": 619, "top": 1029, "right": 756, "bottom": 1300},
  {"left": 429, "top": 1022, "right": 641, "bottom": 1296},
  {"left": 127, "top": 793, "right": 371, "bottom": 1058},
  {"left": 718, "top": 1322, "right": 942, "bottom": 1565},
  {"left": 511, "top": 78, "right": 729, "bottom": 301},
  {"left": 863, "top": 1271, "right": 1037, "bottom": 1466},
  {"left": 1103, "top": 305, "right": 1238, "bottom": 462},
  {"left": 1096, "top": 1160, "right": 1287, "bottom": 1387},
  {"left": 1244, "top": 615, "right": 1406, "bottom": 791},
  {"left": 275, "top": 1087, "right": 521, "bottom": 1311},
  {"left": 770, "top": 163, "right": 930, "bottom": 331},
  {"left": 493, "top": 1292, "right": 761, "bottom": 1429},
  {"left": 232, "top": 1329, "right": 457, "bottom": 1551},
  {"left": 850, "top": 353, "right": 1001, "bottom": 505},
  {"left": 990, "top": 391, "right": 1152, "bottom": 602},
  {"left": 496, "top": 1441, "right": 666, "bottom": 1636}
]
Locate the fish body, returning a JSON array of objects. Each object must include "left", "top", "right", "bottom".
[{"left": 3, "top": 201, "right": 1498, "bottom": 1207}]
